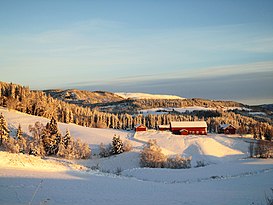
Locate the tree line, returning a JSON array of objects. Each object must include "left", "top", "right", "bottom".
[{"left": 0, "top": 82, "right": 272, "bottom": 141}]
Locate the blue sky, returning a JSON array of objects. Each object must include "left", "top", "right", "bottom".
[{"left": 1, "top": 0, "right": 273, "bottom": 104}]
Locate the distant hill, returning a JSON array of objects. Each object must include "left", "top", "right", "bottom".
[
  {"left": 43, "top": 89, "right": 246, "bottom": 114},
  {"left": 115, "top": 92, "right": 184, "bottom": 100},
  {"left": 95, "top": 98, "right": 247, "bottom": 114},
  {"left": 41, "top": 89, "right": 249, "bottom": 115},
  {"left": 261, "top": 104, "right": 273, "bottom": 112},
  {"left": 43, "top": 89, "right": 124, "bottom": 106}
]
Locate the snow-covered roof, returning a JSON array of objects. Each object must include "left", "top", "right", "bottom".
[
  {"left": 170, "top": 121, "right": 207, "bottom": 128},
  {"left": 219, "top": 124, "right": 235, "bottom": 129},
  {"left": 134, "top": 124, "right": 146, "bottom": 128}
]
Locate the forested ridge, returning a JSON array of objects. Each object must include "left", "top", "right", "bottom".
[
  {"left": 0, "top": 81, "right": 272, "bottom": 140},
  {"left": 45, "top": 89, "right": 246, "bottom": 114},
  {"left": 43, "top": 89, "right": 124, "bottom": 105}
]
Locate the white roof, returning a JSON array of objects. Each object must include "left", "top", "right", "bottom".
[
  {"left": 134, "top": 124, "right": 146, "bottom": 128},
  {"left": 170, "top": 121, "right": 207, "bottom": 128},
  {"left": 219, "top": 124, "right": 234, "bottom": 129}
]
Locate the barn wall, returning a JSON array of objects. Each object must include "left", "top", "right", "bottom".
[
  {"left": 219, "top": 127, "right": 236, "bottom": 134},
  {"left": 159, "top": 127, "right": 170, "bottom": 131},
  {"left": 135, "top": 127, "right": 147, "bottom": 132},
  {"left": 171, "top": 127, "right": 207, "bottom": 135},
  {"left": 224, "top": 127, "right": 236, "bottom": 134}
]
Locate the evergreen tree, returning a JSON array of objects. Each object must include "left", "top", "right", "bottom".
[
  {"left": 57, "top": 137, "right": 66, "bottom": 158},
  {"left": 0, "top": 113, "right": 10, "bottom": 145},
  {"left": 46, "top": 117, "right": 59, "bottom": 135},
  {"left": 16, "top": 124, "right": 23, "bottom": 140},
  {"left": 112, "top": 135, "right": 124, "bottom": 155},
  {"left": 16, "top": 124, "right": 27, "bottom": 153},
  {"left": 63, "top": 129, "right": 71, "bottom": 148},
  {"left": 44, "top": 117, "right": 61, "bottom": 155},
  {"left": 18, "top": 134, "right": 27, "bottom": 154}
]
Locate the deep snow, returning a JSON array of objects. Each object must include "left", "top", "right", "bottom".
[{"left": 0, "top": 107, "right": 273, "bottom": 205}]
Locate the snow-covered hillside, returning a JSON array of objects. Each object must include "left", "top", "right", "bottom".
[
  {"left": 0, "top": 107, "right": 130, "bottom": 153},
  {"left": 115, "top": 92, "right": 184, "bottom": 100},
  {"left": 0, "top": 107, "right": 273, "bottom": 205}
]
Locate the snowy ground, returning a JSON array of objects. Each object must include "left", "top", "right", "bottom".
[
  {"left": 139, "top": 106, "right": 249, "bottom": 116},
  {"left": 0, "top": 107, "right": 273, "bottom": 205}
]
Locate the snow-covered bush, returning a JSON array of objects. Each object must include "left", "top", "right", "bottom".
[
  {"left": 195, "top": 160, "right": 206, "bottom": 168},
  {"left": 123, "top": 139, "right": 133, "bottom": 152},
  {"left": 57, "top": 137, "right": 91, "bottom": 160},
  {"left": 140, "top": 140, "right": 192, "bottom": 169},
  {"left": 3, "top": 137, "right": 19, "bottom": 153},
  {"left": 165, "top": 155, "right": 191, "bottom": 169},
  {"left": 140, "top": 139, "right": 166, "bottom": 168},
  {"left": 99, "top": 135, "right": 132, "bottom": 158},
  {"left": 99, "top": 143, "right": 112, "bottom": 157},
  {"left": 254, "top": 140, "right": 273, "bottom": 158}
]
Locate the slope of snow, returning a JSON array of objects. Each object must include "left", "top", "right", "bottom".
[
  {"left": 122, "top": 159, "right": 273, "bottom": 184},
  {"left": 1, "top": 107, "right": 273, "bottom": 205},
  {"left": 134, "top": 131, "right": 247, "bottom": 165},
  {"left": 115, "top": 92, "right": 184, "bottom": 100},
  {"left": 0, "top": 151, "right": 85, "bottom": 172},
  {"left": 0, "top": 107, "right": 131, "bottom": 153}
]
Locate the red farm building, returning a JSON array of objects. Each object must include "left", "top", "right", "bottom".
[
  {"left": 219, "top": 124, "right": 236, "bottom": 134},
  {"left": 158, "top": 125, "right": 170, "bottom": 131},
  {"left": 134, "top": 124, "right": 147, "bottom": 132},
  {"left": 170, "top": 121, "right": 207, "bottom": 135}
]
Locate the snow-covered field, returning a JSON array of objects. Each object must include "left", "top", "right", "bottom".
[
  {"left": 115, "top": 92, "right": 184, "bottom": 100},
  {"left": 0, "top": 107, "right": 273, "bottom": 205},
  {"left": 140, "top": 106, "right": 249, "bottom": 115}
]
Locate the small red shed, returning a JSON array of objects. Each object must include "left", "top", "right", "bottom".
[
  {"left": 170, "top": 121, "right": 207, "bottom": 135},
  {"left": 134, "top": 124, "right": 147, "bottom": 132},
  {"left": 219, "top": 124, "right": 236, "bottom": 134}
]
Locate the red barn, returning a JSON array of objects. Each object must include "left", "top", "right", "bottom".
[
  {"left": 170, "top": 121, "right": 207, "bottom": 135},
  {"left": 219, "top": 124, "right": 236, "bottom": 134},
  {"left": 134, "top": 124, "right": 147, "bottom": 132},
  {"left": 158, "top": 125, "right": 170, "bottom": 131}
]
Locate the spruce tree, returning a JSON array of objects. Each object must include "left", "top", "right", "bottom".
[
  {"left": 112, "top": 135, "right": 124, "bottom": 155},
  {"left": 16, "top": 124, "right": 23, "bottom": 140},
  {"left": 63, "top": 129, "right": 71, "bottom": 148},
  {"left": 0, "top": 113, "right": 10, "bottom": 145},
  {"left": 44, "top": 117, "right": 61, "bottom": 155},
  {"left": 16, "top": 124, "right": 27, "bottom": 153},
  {"left": 57, "top": 137, "right": 66, "bottom": 158}
]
